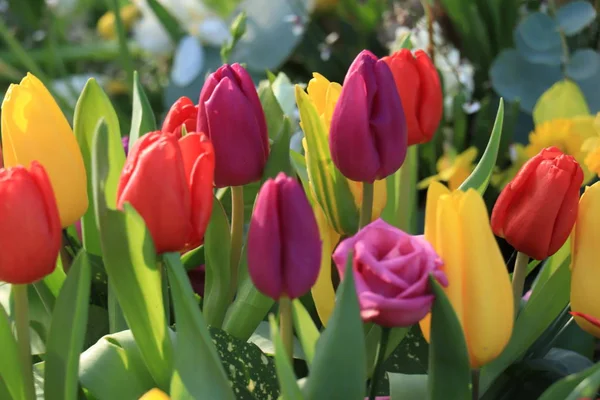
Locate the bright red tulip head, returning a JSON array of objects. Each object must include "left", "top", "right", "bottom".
[
  {"left": 162, "top": 97, "right": 199, "bottom": 136},
  {"left": 247, "top": 173, "right": 322, "bottom": 299},
  {"left": 117, "top": 131, "right": 215, "bottom": 253},
  {"left": 329, "top": 50, "right": 407, "bottom": 183},
  {"left": 0, "top": 162, "right": 61, "bottom": 284},
  {"left": 382, "top": 49, "right": 442, "bottom": 145},
  {"left": 491, "top": 146, "right": 583, "bottom": 260},
  {"left": 197, "top": 63, "right": 269, "bottom": 188}
]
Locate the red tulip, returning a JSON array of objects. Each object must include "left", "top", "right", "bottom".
[
  {"left": 491, "top": 146, "right": 583, "bottom": 260},
  {"left": 117, "top": 131, "right": 214, "bottom": 253},
  {"left": 0, "top": 162, "right": 61, "bottom": 284},
  {"left": 162, "top": 97, "right": 198, "bottom": 136},
  {"left": 382, "top": 49, "right": 442, "bottom": 145}
]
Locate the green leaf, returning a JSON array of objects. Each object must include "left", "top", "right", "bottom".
[
  {"left": 203, "top": 197, "right": 232, "bottom": 328},
  {"left": 365, "top": 325, "right": 410, "bottom": 377},
  {"left": 291, "top": 299, "right": 319, "bottom": 367},
  {"left": 32, "top": 262, "right": 67, "bottom": 314},
  {"left": 164, "top": 252, "right": 235, "bottom": 400},
  {"left": 258, "top": 80, "right": 285, "bottom": 140},
  {"left": 304, "top": 252, "right": 366, "bottom": 400},
  {"left": 91, "top": 121, "right": 172, "bottom": 389},
  {"left": 428, "top": 276, "right": 471, "bottom": 399},
  {"left": 538, "top": 361, "right": 600, "bottom": 400},
  {"left": 0, "top": 304, "right": 26, "bottom": 400},
  {"left": 146, "top": 0, "right": 186, "bottom": 43},
  {"left": 459, "top": 99, "right": 504, "bottom": 194},
  {"left": 129, "top": 70, "right": 156, "bottom": 147},
  {"left": 74, "top": 78, "right": 125, "bottom": 256},
  {"left": 107, "top": 0, "right": 134, "bottom": 90},
  {"left": 248, "top": 321, "right": 305, "bottom": 359},
  {"left": 44, "top": 251, "right": 92, "bottom": 400},
  {"left": 181, "top": 245, "right": 205, "bottom": 271},
  {"left": 262, "top": 116, "right": 293, "bottom": 180},
  {"left": 269, "top": 315, "right": 304, "bottom": 400},
  {"left": 382, "top": 145, "right": 418, "bottom": 233},
  {"left": 556, "top": 0, "right": 597, "bottom": 36},
  {"left": 204, "top": 0, "right": 241, "bottom": 18},
  {"left": 388, "top": 373, "right": 428, "bottom": 400}
]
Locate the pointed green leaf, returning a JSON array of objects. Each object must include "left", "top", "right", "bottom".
[
  {"left": 382, "top": 145, "right": 418, "bottom": 232},
  {"left": 262, "top": 116, "right": 293, "bottom": 179},
  {"left": 291, "top": 299, "right": 319, "bottom": 367},
  {"left": 258, "top": 80, "right": 285, "bottom": 140},
  {"left": 269, "top": 314, "right": 304, "bottom": 400},
  {"left": 0, "top": 304, "right": 26, "bottom": 400},
  {"left": 538, "top": 361, "right": 600, "bottom": 400},
  {"left": 44, "top": 250, "right": 92, "bottom": 400},
  {"left": 129, "top": 70, "right": 156, "bottom": 147}
]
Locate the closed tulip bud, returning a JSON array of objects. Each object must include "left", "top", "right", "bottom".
[
  {"left": 0, "top": 162, "right": 61, "bottom": 284},
  {"left": 162, "top": 96, "right": 198, "bottom": 136},
  {"left": 491, "top": 146, "right": 583, "bottom": 260},
  {"left": 329, "top": 50, "right": 407, "bottom": 183},
  {"left": 420, "top": 182, "right": 514, "bottom": 368},
  {"left": 382, "top": 49, "right": 442, "bottom": 145},
  {"left": 117, "top": 131, "right": 214, "bottom": 253},
  {"left": 197, "top": 63, "right": 269, "bottom": 187},
  {"left": 570, "top": 182, "right": 600, "bottom": 338},
  {"left": 247, "top": 173, "right": 322, "bottom": 299},
  {"left": 1, "top": 73, "right": 88, "bottom": 227}
]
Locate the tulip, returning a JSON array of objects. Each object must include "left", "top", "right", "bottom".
[
  {"left": 0, "top": 162, "right": 61, "bottom": 284},
  {"left": 420, "top": 181, "right": 513, "bottom": 368},
  {"left": 332, "top": 219, "right": 447, "bottom": 327},
  {"left": 329, "top": 50, "right": 407, "bottom": 183},
  {"left": 139, "top": 388, "right": 170, "bottom": 400},
  {"left": 382, "top": 49, "right": 443, "bottom": 145},
  {"left": 117, "top": 131, "right": 214, "bottom": 253},
  {"left": 1, "top": 73, "right": 88, "bottom": 227},
  {"left": 247, "top": 173, "right": 321, "bottom": 299},
  {"left": 570, "top": 182, "right": 600, "bottom": 338},
  {"left": 188, "top": 265, "right": 206, "bottom": 297},
  {"left": 197, "top": 63, "right": 269, "bottom": 187},
  {"left": 162, "top": 96, "right": 198, "bottom": 136},
  {"left": 491, "top": 146, "right": 583, "bottom": 260}
]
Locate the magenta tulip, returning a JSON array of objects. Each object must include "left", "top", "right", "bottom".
[
  {"left": 197, "top": 63, "right": 269, "bottom": 188},
  {"left": 329, "top": 50, "right": 407, "bottom": 183},
  {"left": 247, "top": 173, "right": 321, "bottom": 299}
]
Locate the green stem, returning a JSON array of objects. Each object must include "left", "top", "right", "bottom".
[
  {"left": 472, "top": 369, "right": 480, "bottom": 400},
  {"left": 279, "top": 296, "right": 293, "bottom": 361},
  {"left": 13, "top": 285, "right": 35, "bottom": 400},
  {"left": 160, "top": 259, "right": 171, "bottom": 326},
  {"left": 107, "top": 0, "right": 134, "bottom": 92},
  {"left": 512, "top": 252, "right": 529, "bottom": 318},
  {"left": 108, "top": 285, "right": 128, "bottom": 333},
  {"left": 368, "top": 327, "right": 390, "bottom": 400},
  {"left": 397, "top": 145, "right": 418, "bottom": 233},
  {"left": 359, "top": 182, "right": 374, "bottom": 230},
  {"left": 229, "top": 186, "right": 244, "bottom": 300}
]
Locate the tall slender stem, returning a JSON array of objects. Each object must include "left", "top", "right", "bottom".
[
  {"left": 512, "top": 252, "right": 529, "bottom": 318},
  {"left": 359, "top": 182, "right": 374, "bottom": 230},
  {"left": 279, "top": 296, "right": 293, "bottom": 361},
  {"left": 13, "top": 285, "right": 36, "bottom": 400},
  {"left": 472, "top": 369, "right": 480, "bottom": 400},
  {"left": 229, "top": 186, "right": 244, "bottom": 300},
  {"left": 368, "top": 327, "right": 390, "bottom": 400},
  {"left": 160, "top": 259, "right": 171, "bottom": 326}
]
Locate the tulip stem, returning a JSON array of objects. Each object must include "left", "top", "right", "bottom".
[
  {"left": 229, "top": 186, "right": 244, "bottom": 300},
  {"left": 159, "top": 259, "right": 171, "bottom": 326},
  {"left": 359, "top": 182, "right": 374, "bottom": 230},
  {"left": 471, "top": 369, "right": 480, "bottom": 400},
  {"left": 368, "top": 326, "right": 390, "bottom": 400},
  {"left": 512, "top": 252, "right": 529, "bottom": 318},
  {"left": 13, "top": 284, "right": 36, "bottom": 400},
  {"left": 279, "top": 296, "right": 294, "bottom": 361}
]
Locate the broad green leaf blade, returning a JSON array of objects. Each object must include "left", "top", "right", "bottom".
[
  {"left": 258, "top": 80, "right": 284, "bottom": 140},
  {"left": 382, "top": 145, "right": 417, "bottom": 232},
  {"left": 91, "top": 121, "right": 172, "bottom": 389},
  {"left": 304, "top": 252, "right": 366, "bottom": 400},
  {"left": 164, "top": 253, "right": 234, "bottom": 400},
  {"left": 0, "top": 304, "right": 26, "bottom": 400},
  {"left": 202, "top": 197, "right": 231, "bottom": 328},
  {"left": 388, "top": 373, "right": 428, "bottom": 400},
  {"left": 181, "top": 245, "right": 205, "bottom": 271},
  {"left": 146, "top": 0, "right": 186, "bottom": 43},
  {"left": 129, "top": 70, "right": 156, "bottom": 147},
  {"left": 533, "top": 80, "right": 590, "bottom": 125},
  {"left": 428, "top": 276, "right": 471, "bottom": 399},
  {"left": 291, "top": 299, "right": 319, "bottom": 367},
  {"left": 74, "top": 78, "right": 125, "bottom": 256},
  {"left": 44, "top": 250, "right": 92, "bottom": 400},
  {"left": 538, "top": 361, "right": 600, "bottom": 400},
  {"left": 459, "top": 99, "right": 504, "bottom": 194},
  {"left": 262, "top": 116, "right": 293, "bottom": 180},
  {"left": 32, "top": 261, "right": 66, "bottom": 314},
  {"left": 565, "top": 363, "right": 600, "bottom": 400},
  {"left": 269, "top": 315, "right": 304, "bottom": 400}
]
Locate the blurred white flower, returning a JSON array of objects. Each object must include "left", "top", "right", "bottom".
[{"left": 52, "top": 74, "right": 106, "bottom": 107}]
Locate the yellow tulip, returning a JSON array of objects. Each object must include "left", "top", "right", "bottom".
[
  {"left": 97, "top": 4, "right": 140, "bottom": 40},
  {"left": 419, "top": 181, "right": 513, "bottom": 368},
  {"left": 418, "top": 147, "right": 478, "bottom": 191},
  {"left": 2, "top": 73, "right": 88, "bottom": 227},
  {"left": 139, "top": 388, "right": 170, "bottom": 400},
  {"left": 570, "top": 182, "right": 600, "bottom": 338}
]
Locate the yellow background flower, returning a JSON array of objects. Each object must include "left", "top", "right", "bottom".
[{"left": 418, "top": 147, "right": 477, "bottom": 191}]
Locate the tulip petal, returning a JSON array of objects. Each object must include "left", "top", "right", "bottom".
[
  {"left": 414, "top": 50, "right": 443, "bottom": 140},
  {"left": 424, "top": 181, "right": 450, "bottom": 249},
  {"left": 359, "top": 291, "right": 434, "bottom": 327}
]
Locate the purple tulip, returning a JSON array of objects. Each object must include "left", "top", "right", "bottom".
[
  {"left": 197, "top": 63, "right": 269, "bottom": 188},
  {"left": 247, "top": 173, "right": 322, "bottom": 299},
  {"left": 122, "top": 135, "right": 130, "bottom": 155},
  {"left": 332, "top": 219, "right": 447, "bottom": 327},
  {"left": 329, "top": 50, "right": 407, "bottom": 183},
  {"left": 187, "top": 265, "right": 206, "bottom": 297}
]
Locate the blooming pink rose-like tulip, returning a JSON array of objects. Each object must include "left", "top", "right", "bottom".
[
  {"left": 332, "top": 219, "right": 447, "bottom": 327},
  {"left": 329, "top": 50, "right": 407, "bottom": 183},
  {"left": 247, "top": 173, "right": 322, "bottom": 299},
  {"left": 197, "top": 63, "right": 269, "bottom": 188}
]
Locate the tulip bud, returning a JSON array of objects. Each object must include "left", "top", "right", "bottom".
[
  {"left": 117, "top": 131, "right": 214, "bottom": 253},
  {"left": 162, "top": 96, "right": 198, "bottom": 136},
  {"left": 570, "top": 182, "right": 600, "bottom": 338},
  {"left": 329, "top": 50, "right": 407, "bottom": 183},
  {"left": 2, "top": 73, "right": 88, "bottom": 227},
  {"left": 197, "top": 63, "right": 269, "bottom": 187},
  {"left": 382, "top": 49, "right": 443, "bottom": 145},
  {"left": 0, "top": 162, "right": 61, "bottom": 284},
  {"left": 491, "top": 146, "right": 583, "bottom": 260},
  {"left": 139, "top": 388, "right": 170, "bottom": 400},
  {"left": 247, "top": 173, "right": 322, "bottom": 299}
]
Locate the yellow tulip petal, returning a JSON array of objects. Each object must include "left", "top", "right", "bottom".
[
  {"left": 423, "top": 181, "right": 449, "bottom": 248},
  {"left": 306, "top": 72, "right": 330, "bottom": 116},
  {"left": 139, "top": 388, "right": 170, "bottom": 400},
  {"left": 533, "top": 80, "right": 590, "bottom": 125}
]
